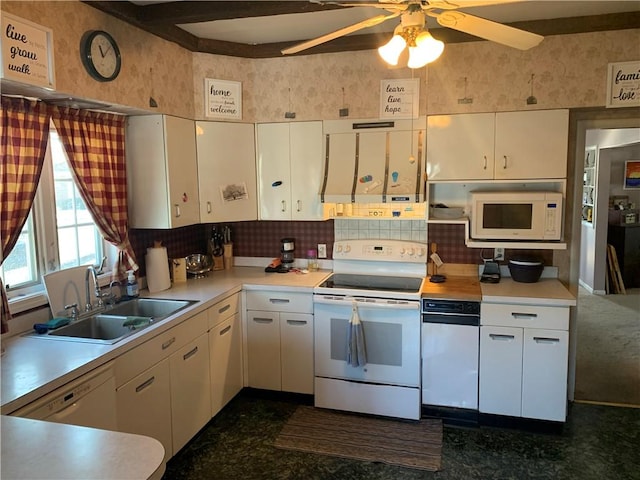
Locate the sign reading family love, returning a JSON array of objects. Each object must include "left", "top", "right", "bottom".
[
  {"left": 380, "top": 78, "right": 420, "bottom": 119},
  {"left": 1, "top": 13, "right": 55, "bottom": 89},
  {"left": 205, "top": 78, "right": 242, "bottom": 120},
  {"left": 606, "top": 61, "right": 640, "bottom": 108}
]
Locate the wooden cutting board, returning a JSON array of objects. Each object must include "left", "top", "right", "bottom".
[{"left": 421, "top": 275, "right": 482, "bottom": 301}]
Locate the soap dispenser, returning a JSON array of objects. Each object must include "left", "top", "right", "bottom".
[{"left": 126, "top": 270, "right": 139, "bottom": 297}]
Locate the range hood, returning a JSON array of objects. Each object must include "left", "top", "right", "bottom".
[{"left": 320, "top": 117, "right": 426, "bottom": 204}]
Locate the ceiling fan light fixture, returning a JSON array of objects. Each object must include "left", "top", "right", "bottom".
[
  {"left": 378, "top": 26, "right": 407, "bottom": 66},
  {"left": 407, "top": 30, "right": 444, "bottom": 68}
]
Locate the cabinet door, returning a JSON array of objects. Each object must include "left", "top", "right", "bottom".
[
  {"left": 494, "top": 110, "right": 568, "bottom": 180},
  {"left": 522, "top": 329, "right": 569, "bottom": 421},
  {"left": 256, "top": 123, "right": 291, "bottom": 220},
  {"left": 170, "top": 332, "right": 211, "bottom": 454},
  {"left": 479, "top": 326, "right": 523, "bottom": 417},
  {"left": 426, "top": 113, "right": 495, "bottom": 180},
  {"left": 116, "top": 359, "right": 172, "bottom": 462},
  {"left": 290, "top": 121, "right": 325, "bottom": 220},
  {"left": 210, "top": 313, "right": 243, "bottom": 417},
  {"left": 247, "top": 310, "right": 281, "bottom": 390},
  {"left": 164, "top": 115, "right": 200, "bottom": 227},
  {"left": 196, "top": 122, "right": 257, "bottom": 223},
  {"left": 280, "top": 313, "right": 314, "bottom": 394},
  {"left": 324, "top": 132, "right": 357, "bottom": 204}
]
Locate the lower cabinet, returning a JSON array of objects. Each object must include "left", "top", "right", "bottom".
[
  {"left": 116, "top": 359, "right": 173, "bottom": 462},
  {"left": 169, "top": 332, "right": 211, "bottom": 453},
  {"left": 479, "top": 303, "right": 570, "bottom": 422},
  {"left": 246, "top": 290, "right": 314, "bottom": 394},
  {"left": 209, "top": 294, "right": 243, "bottom": 417}
]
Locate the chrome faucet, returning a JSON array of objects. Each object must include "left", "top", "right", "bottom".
[{"left": 85, "top": 266, "right": 102, "bottom": 311}]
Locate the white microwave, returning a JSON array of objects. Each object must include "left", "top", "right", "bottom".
[{"left": 470, "top": 191, "right": 563, "bottom": 241}]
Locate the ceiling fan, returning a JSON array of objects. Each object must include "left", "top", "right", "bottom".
[{"left": 281, "top": 0, "right": 544, "bottom": 68}]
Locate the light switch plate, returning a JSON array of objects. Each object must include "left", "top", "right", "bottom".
[{"left": 318, "top": 244, "right": 327, "bottom": 259}]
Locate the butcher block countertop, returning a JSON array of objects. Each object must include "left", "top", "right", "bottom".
[{"left": 421, "top": 275, "right": 482, "bottom": 301}]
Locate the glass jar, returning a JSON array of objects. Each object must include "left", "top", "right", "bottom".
[{"left": 306, "top": 249, "right": 318, "bottom": 272}]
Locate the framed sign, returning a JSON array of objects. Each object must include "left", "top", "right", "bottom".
[
  {"left": 1, "top": 13, "right": 55, "bottom": 89},
  {"left": 623, "top": 160, "right": 640, "bottom": 190},
  {"left": 606, "top": 61, "right": 640, "bottom": 108},
  {"left": 205, "top": 78, "right": 242, "bottom": 120},
  {"left": 380, "top": 78, "right": 420, "bottom": 119}
]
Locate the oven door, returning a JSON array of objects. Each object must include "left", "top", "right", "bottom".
[{"left": 313, "top": 295, "right": 420, "bottom": 387}]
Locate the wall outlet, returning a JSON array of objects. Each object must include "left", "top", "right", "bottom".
[
  {"left": 318, "top": 244, "right": 327, "bottom": 259},
  {"left": 494, "top": 247, "right": 505, "bottom": 261}
]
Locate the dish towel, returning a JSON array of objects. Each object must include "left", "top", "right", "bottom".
[{"left": 347, "top": 302, "right": 367, "bottom": 367}]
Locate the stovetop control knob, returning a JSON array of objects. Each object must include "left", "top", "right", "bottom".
[
  {"left": 399, "top": 247, "right": 406, "bottom": 255},
  {"left": 344, "top": 245, "right": 351, "bottom": 253},
  {"left": 336, "top": 245, "right": 343, "bottom": 254},
  {"left": 416, "top": 247, "right": 426, "bottom": 257},
  {"left": 407, "top": 247, "right": 415, "bottom": 256}
]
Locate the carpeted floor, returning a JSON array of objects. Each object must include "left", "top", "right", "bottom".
[
  {"left": 575, "top": 288, "right": 640, "bottom": 406},
  {"left": 274, "top": 406, "right": 442, "bottom": 471}
]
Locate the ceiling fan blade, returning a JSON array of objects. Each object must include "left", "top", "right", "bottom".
[
  {"left": 435, "top": 10, "right": 543, "bottom": 50},
  {"left": 426, "top": 0, "right": 525, "bottom": 10},
  {"left": 281, "top": 12, "right": 399, "bottom": 55}
]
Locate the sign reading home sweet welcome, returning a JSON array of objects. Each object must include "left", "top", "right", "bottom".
[
  {"left": 1, "top": 13, "right": 55, "bottom": 89},
  {"left": 606, "top": 61, "right": 640, "bottom": 108},
  {"left": 205, "top": 78, "right": 242, "bottom": 120}
]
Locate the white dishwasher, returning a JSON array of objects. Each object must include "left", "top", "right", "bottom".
[{"left": 11, "top": 362, "right": 117, "bottom": 431}]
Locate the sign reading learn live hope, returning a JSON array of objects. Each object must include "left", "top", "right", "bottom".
[
  {"left": 205, "top": 78, "right": 242, "bottom": 120},
  {"left": 1, "top": 12, "right": 55, "bottom": 89},
  {"left": 380, "top": 78, "right": 420, "bottom": 119}
]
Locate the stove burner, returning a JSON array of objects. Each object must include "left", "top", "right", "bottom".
[{"left": 319, "top": 274, "right": 423, "bottom": 294}]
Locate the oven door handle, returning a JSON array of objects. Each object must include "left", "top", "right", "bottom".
[{"left": 313, "top": 296, "right": 419, "bottom": 310}]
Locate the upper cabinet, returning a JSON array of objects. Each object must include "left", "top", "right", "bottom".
[
  {"left": 196, "top": 122, "right": 257, "bottom": 223},
  {"left": 126, "top": 115, "right": 199, "bottom": 229},
  {"left": 427, "top": 109, "right": 569, "bottom": 181},
  {"left": 256, "top": 121, "right": 327, "bottom": 221}
]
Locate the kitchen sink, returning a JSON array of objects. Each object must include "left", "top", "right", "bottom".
[
  {"left": 103, "top": 298, "right": 194, "bottom": 319},
  {"left": 29, "top": 298, "right": 197, "bottom": 344}
]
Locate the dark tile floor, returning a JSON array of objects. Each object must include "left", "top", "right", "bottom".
[{"left": 163, "top": 390, "right": 640, "bottom": 480}]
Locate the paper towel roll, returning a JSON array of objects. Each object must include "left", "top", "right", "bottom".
[{"left": 146, "top": 247, "right": 171, "bottom": 293}]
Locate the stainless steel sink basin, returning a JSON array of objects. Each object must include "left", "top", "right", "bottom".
[
  {"left": 47, "top": 314, "right": 152, "bottom": 344},
  {"left": 103, "top": 298, "right": 194, "bottom": 319}
]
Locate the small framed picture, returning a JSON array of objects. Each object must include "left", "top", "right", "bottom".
[{"left": 623, "top": 160, "right": 640, "bottom": 190}]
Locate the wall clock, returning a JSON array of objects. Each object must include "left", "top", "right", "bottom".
[{"left": 80, "top": 30, "right": 121, "bottom": 82}]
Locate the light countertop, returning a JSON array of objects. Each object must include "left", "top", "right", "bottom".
[
  {"left": 481, "top": 277, "right": 576, "bottom": 306},
  {"left": 1, "top": 416, "right": 165, "bottom": 480}
]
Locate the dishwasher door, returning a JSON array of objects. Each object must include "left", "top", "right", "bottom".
[{"left": 12, "top": 362, "right": 117, "bottom": 431}]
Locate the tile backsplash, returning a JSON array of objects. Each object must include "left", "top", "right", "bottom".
[{"left": 334, "top": 219, "right": 427, "bottom": 243}]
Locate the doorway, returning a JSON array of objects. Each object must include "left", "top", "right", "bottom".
[{"left": 567, "top": 107, "right": 640, "bottom": 406}]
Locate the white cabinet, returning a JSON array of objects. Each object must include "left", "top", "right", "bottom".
[
  {"left": 479, "top": 302, "right": 569, "bottom": 421},
  {"left": 170, "top": 332, "right": 211, "bottom": 454},
  {"left": 246, "top": 290, "right": 314, "bottom": 394},
  {"left": 256, "top": 121, "right": 327, "bottom": 220},
  {"left": 427, "top": 110, "right": 569, "bottom": 181},
  {"left": 126, "top": 115, "right": 199, "bottom": 228},
  {"left": 114, "top": 310, "right": 209, "bottom": 460},
  {"left": 209, "top": 293, "right": 243, "bottom": 417},
  {"left": 196, "top": 121, "right": 257, "bottom": 223}
]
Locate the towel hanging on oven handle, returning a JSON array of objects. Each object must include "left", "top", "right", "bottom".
[{"left": 347, "top": 302, "right": 367, "bottom": 367}]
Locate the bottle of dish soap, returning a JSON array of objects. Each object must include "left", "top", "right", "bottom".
[{"left": 126, "top": 270, "right": 139, "bottom": 298}]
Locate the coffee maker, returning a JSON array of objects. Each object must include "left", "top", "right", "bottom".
[{"left": 281, "top": 238, "right": 295, "bottom": 270}]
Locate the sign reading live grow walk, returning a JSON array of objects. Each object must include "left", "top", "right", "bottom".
[
  {"left": 380, "top": 78, "right": 420, "bottom": 119},
  {"left": 606, "top": 61, "right": 640, "bottom": 108},
  {"left": 205, "top": 78, "right": 242, "bottom": 120},
  {"left": 1, "top": 13, "right": 55, "bottom": 89}
]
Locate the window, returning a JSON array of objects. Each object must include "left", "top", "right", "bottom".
[{"left": 2, "top": 125, "right": 109, "bottom": 302}]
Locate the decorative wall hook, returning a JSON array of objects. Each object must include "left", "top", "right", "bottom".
[{"left": 527, "top": 73, "right": 538, "bottom": 105}]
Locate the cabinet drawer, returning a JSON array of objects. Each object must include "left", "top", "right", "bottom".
[
  {"left": 246, "top": 290, "right": 312, "bottom": 313},
  {"left": 481, "top": 303, "right": 569, "bottom": 330},
  {"left": 115, "top": 310, "right": 208, "bottom": 387},
  {"left": 208, "top": 293, "right": 240, "bottom": 329}
]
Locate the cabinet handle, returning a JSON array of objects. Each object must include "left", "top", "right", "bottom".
[
  {"left": 135, "top": 376, "right": 155, "bottom": 393},
  {"left": 162, "top": 337, "right": 176, "bottom": 350},
  {"left": 502, "top": 155, "right": 507, "bottom": 169},
  {"left": 183, "top": 346, "right": 198, "bottom": 361},
  {"left": 483, "top": 155, "right": 487, "bottom": 170},
  {"left": 174, "top": 204, "right": 181, "bottom": 218},
  {"left": 219, "top": 325, "right": 232, "bottom": 335},
  {"left": 281, "top": 200, "right": 286, "bottom": 212},
  {"left": 287, "top": 319, "right": 307, "bottom": 326},
  {"left": 253, "top": 317, "right": 273, "bottom": 324},
  {"left": 269, "top": 298, "right": 290, "bottom": 304},
  {"left": 296, "top": 200, "right": 301, "bottom": 212},
  {"left": 489, "top": 333, "right": 515, "bottom": 341},
  {"left": 218, "top": 304, "right": 231, "bottom": 314},
  {"left": 533, "top": 337, "right": 560, "bottom": 344},
  {"left": 511, "top": 312, "right": 537, "bottom": 319},
  {"left": 207, "top": 201, "right": 212, "bottom": 214}
]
